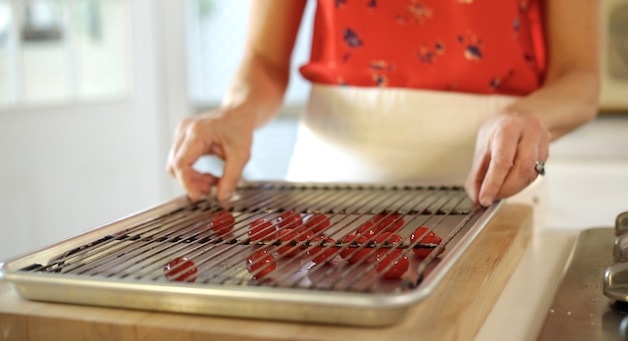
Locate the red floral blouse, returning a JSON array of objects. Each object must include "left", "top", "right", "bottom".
[{"left": 299, "top": 0, "right": 546, "bottom": 96}]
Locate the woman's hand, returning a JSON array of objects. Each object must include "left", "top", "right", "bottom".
[
  {"left": 166, "top": 1, "right": 306, "bottom": 201},
  {"left": 465, "top": 111, "right": 550, "bottom": 207},
  {"left": 167, "top": 108, "right": 255, "bottom": 202}
]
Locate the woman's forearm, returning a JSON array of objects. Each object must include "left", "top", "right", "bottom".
[
  {"left": 221, "top": 0, "right": 307, "bottom": 128},
  {"left": 507, "top": 0, "right": 601, "bottom": 142},
  {"left": 506, "top": 69, "right": 600, "bottom": 141},
  {"left": 221, "top": 51, "right": 292, "bottom": 128}
]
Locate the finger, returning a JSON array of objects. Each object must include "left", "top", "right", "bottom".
[
  {"left": 465, "top": 149, "right": 490, "bottom": 203},
  {"left": 494, "top": 131, "right": 540, "bottom": 199},
  {"left": 478, "top": 128, "right": 519, "bottom": 206},
  {"left": 173, "top": 126, "right": 217, "bottom": 200},
  {"left": 180, "top": 169, "right": 220, "bottom": 201},
  {"left": 494, "top": 117, "right": 550, "bottom": 199},
  {"left": 537, "top": 126, "right": 550, "bottom": 162},
  {"left": 216, "top": 144, "right": 250, "bottom": 201}
]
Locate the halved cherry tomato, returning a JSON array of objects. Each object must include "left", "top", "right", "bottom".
[
  {"left": 248, "top": 218, "right": 277, "bottom": 241},
  {"left": 164, "top": 257, "right": 198, "bottom": 282},
  {"left": 373, "top": 232, "right": 403, "bottom": 245},
  {"left": 276, "top": 229, "right": 299, "bottom": 257},
  {"left": 276, "top": 210, "right": 303, "bottom": 230},
  {"left": 410, "top": 226, "right": 444, "bottom": 258},
  {"left": 209, "top": 209, "right": 235, "bottom": 235},
  {"left": 294, "top": 226, "right": 314, "bottom": 242},
  {"left": 304, "top": 213, "right": 331, "bottom": 233},
  {"left": 357, "top": 213, "right": 405, "bottom": 236},
  {"left": 371, "top": 213, "right": 405, "bottom": 232},
  {"left": 375, "top": 251, "right": 409, "bottom": 279},
  {"left": 307, "top": 235, "right": 336, "bottom": 264},
  {"left": 356, "top": 221, "right": 377, "bottom": 238},
  {"left": 340, "top": 233, "right": 374, "bottom": 264},
  {"left": 247, "top": 250, "right": 276, "bottom": 279}
]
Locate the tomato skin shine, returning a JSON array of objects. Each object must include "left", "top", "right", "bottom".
[
  {"left": 164, "top": 257, "right": 198, "bottom": 282},
  {"left": 247, "top": 250, "right": 276, "bottom": 279}
]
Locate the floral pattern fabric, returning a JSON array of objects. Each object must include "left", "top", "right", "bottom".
[{"left": 299, "top": 0, "right": 545, "bottom": 95}]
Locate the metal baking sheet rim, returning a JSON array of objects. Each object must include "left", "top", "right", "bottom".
[{"left": 0, "top": 191, "right": 502, "bottom": 327}]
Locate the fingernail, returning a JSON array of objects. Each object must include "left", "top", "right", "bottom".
[
  {"left": 480, "top": 196, "right": 493, "bottom": 207},
  {"left": 219, "top": 191, "right": 233, "bottom": 202}
]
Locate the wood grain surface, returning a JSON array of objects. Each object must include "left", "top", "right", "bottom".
[{"left": 0, "top": 204, "right": 533, "bottom": 341}]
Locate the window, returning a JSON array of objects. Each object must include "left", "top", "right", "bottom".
[
  {"left": 185, "top": 0, "right": 316, "bottom": 180},
  {"left": 0, "top": 0, "right": 130, "bottom": 108},
  {"left": 186, "top": 0, "right": 315, "bottom": 109}
]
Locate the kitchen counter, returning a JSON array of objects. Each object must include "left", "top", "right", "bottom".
[
  {"left": 477, "top": 227, "right": 579, "bottom": 340},
  {"left": 0, "top": 204, "right": 533, "bottom": 341}
]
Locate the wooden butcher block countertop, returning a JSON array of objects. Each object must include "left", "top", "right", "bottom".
[{"left": 0, "top": 204, "right": 532, "bottom": 341}]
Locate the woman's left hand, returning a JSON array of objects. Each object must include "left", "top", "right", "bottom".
[{"left": 465, "top": 111, "right": 550, "bottom": 207}]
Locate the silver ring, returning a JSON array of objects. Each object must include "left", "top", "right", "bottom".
[{"left": 535, "top": 160, "right": 545, "bottom": 176}]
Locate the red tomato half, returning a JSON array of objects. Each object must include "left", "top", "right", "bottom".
[
  {"left": 209, "top": 209, "right": 235, "bottom": 235},
  {"left": 340, "top": 233, "right": 374, "bottom": 264},
  {"left": 276, "top": 229, "right": 300, "bottom": 257},
  {"left": 370, "top": 213, "right": 405, "bottom": 233},
  {"left": 294, "top": 226, "right": 314, "bottom": 242},
  {"left": 410, "top": 226, "right": 444, "bottom": 258},
  {"left": 164, "top": 257, "right": 198, "bottom": 282},
  {"left": 375, "top": 251, "right": 409, "bottom": 279},
  {"left": 276, "top": 210, "right": 303, "bottom": 230},
  {"left": 247, "top": 250, "right": 276, "bottom": 279},
  {"left": 248, "top": 218, "right": 277, "bottom": 241},
  {"left": 357, "top": 213, "right": 405, "bottom": 236},
  {"left": 356, "top": 221, "right": 377, "bottom": 238},
  {"left": 307, "top": 235, "right": 336, "bottom": 264},
  {"left": 373, "top": 232, "right": 403, "bottom": 245},
  {"left": 304, "top": 213, "right": 331, "bottom": 233}
]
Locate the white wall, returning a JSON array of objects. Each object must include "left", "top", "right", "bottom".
[{"left": 544, "top": 114, "right": 628, "bottom": 229}]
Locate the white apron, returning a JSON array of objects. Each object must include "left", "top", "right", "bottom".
[{"left": 285, "top": 84, "right": 546, "bottom": 224}]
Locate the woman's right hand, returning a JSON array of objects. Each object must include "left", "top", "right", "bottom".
[
  {"left": 167, "top": 107, "right": 255, "bottom": 202},
  {"left": 166, "top": 1, "right": 307, "bottom": 201}
]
